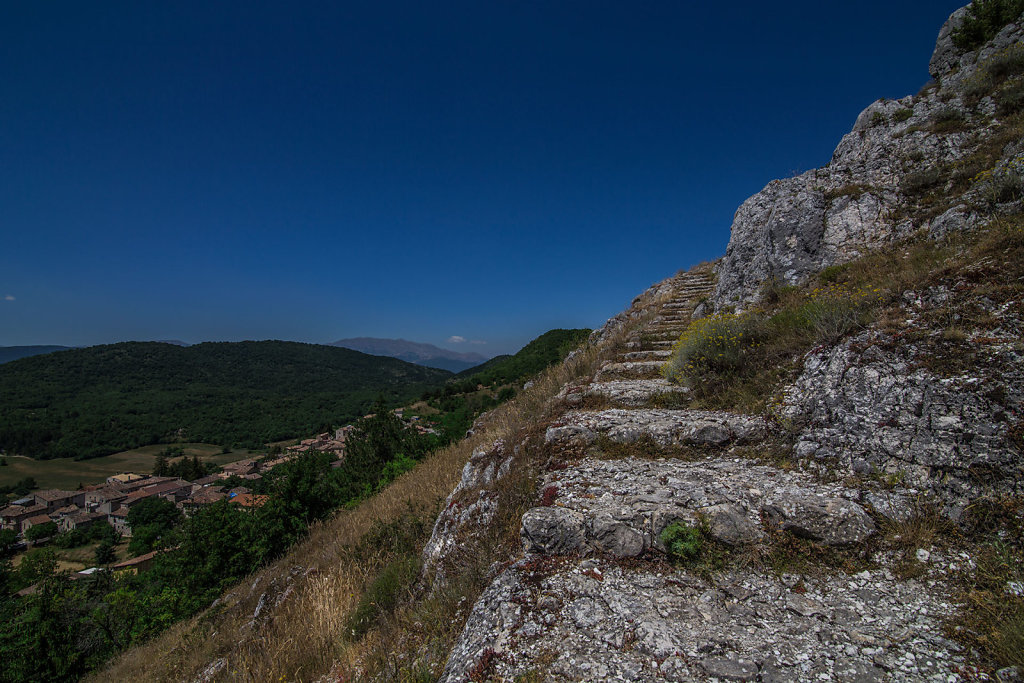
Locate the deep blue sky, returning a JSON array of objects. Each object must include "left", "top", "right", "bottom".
[{"left": 1, "top": 1, "right": 964, "bottom": 355}]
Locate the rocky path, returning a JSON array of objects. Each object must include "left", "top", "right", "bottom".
[{"left": 434, "top": 266, "right": 975, "bottom": 682}]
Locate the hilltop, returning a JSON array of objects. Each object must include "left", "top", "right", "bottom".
[
  {"left": 0, "top": 346, "right": 73, "bottom": 365},
  {"left": 0, "top": 341, "right": 451, "bottom": 459}
]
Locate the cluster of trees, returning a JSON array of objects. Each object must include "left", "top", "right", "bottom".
[
  {"left": 0, "top": 476, "right": 37, "bottom": 498},
  {"left": 0, "top": 341, "right": 451, "bottom": 459},
  {"left": 0, "top": 406, "right": 439, "bottom": 681},
  {"left": 152, "top": 451, "right": 218, "bottom": 481}
]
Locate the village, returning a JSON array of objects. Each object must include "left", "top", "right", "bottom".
[{"left": 0, "top": 409, "right": 438, "bottom": 576}]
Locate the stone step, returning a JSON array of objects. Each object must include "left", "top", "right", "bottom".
[
  {"left": 523, "top": 456, "right": 877, "bottom": 556},
  {"left": 640, "top": 331, "right": 683, "bottom": 342},
  {"left": 442, "top": 553, "right": 954, "bottom": 683},
  {"left": 620, "top": 350, "right": 671, "bottom": 361},
  {"left": 576, "top": 378, "right": 687, "bottom": 407},
  {"left": 623, "top": 340, "right": 673, "bottom": 350},
  {"left": 546, "top": 407, "right": 768, "bottom": 448},
  {"left": 594, "top": 361, "right": 664, "bottom": 380}
]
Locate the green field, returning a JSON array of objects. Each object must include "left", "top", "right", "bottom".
[{"left": 0, "top": 443, "right": 258, "bottom": 491}]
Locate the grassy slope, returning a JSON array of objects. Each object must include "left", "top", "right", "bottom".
[
  {"left": 0, "top": 341, "right": 451, "bottom": 459},
  {"left": 0, "top": 444, "right": 254, "bottom": 491}
]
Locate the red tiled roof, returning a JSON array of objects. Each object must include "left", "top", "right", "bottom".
[
  {"left": 228, "top": 493, "right": 269, "bottom": 508},
  {"left": 34, "top": 489, "right": 78, "bottom": 502}
]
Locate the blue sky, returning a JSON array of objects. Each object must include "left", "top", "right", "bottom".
[{"left": 1, "top": 1, "right": 965, "bottom": 355}]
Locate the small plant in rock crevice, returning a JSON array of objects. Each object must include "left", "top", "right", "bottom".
[{"left": 660, "top": 521, "right": 703, "bottom": 562}]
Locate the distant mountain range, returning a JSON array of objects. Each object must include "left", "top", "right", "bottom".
[{"left": 330, "top": 337, "right": 490, "bottom": 373}]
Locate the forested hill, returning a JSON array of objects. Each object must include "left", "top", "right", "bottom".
[
  {"left": 452, "top": 328, "right": 591, "bottom": 388},
  {"left": 0, "top": 345, "right": 72, "bottom": 364},
  {"left": 0, "top": 341, "right": 451, "bottom": 459}
]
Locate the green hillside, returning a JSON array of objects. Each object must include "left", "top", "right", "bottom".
[
  {"left": 0, "top": 341, "right": 451, "bottom": 459},
  {"left": 452, "top": 328, "right": 591, "bottom": 388}
]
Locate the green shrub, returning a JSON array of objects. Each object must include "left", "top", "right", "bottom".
[
  {"left": 789, "top": 284, "right": 880, "bottom": 344},
  {"left": 818, "top": 263, "right": 850, "bottom": 284},
  {"left": 986, "top": 43, "right": 1024, "bottom": 81},
  {"left": 660, "top": 521, "right": 702, "bottom": 562},
  {"left": 348, "top": 555, "right": 421, "bottom": 637},
  {"left": 962, "top": 44, "right": 1024, "bottom": 105},
  {"left": 661, "top": 313, "right": 767, "bottom": 384},
  {"left": 931, "top": 107, "right": 968, "bottom": 133},
  {"left": 996, "top": 76, "right": 1024, "bottom": 114},
  {"left": 902, "top": 166, "right": 944, "bottom": 195},
  {"left": 974, "top": 157, "right": 1024, "bottom": 206},
  {"left": 892, "top": 108, "right": 914, "bottom": 122},
  {"left": 952, "top": 0, "right": 1024, "bottom": 51}
]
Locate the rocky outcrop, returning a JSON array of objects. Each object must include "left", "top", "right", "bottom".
[
  {"left": 782, "top": 326, "right": 1024, "bottom": 518},
  {"left": 712, "top": 7, "right": 1023, "bottom": 308},
  {"left": 930, "top": 6, "right": 1024, "bottom": 88},
  {"left": 422, "top": 440, "right": 513, "bottom": 579}
]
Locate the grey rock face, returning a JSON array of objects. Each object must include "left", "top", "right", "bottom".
[
  {"left": 928, "top": 6, "right": 970, "bottom": 80},
  {"left": 782, "top": 329, "right": 1023, "bottom": 513},
  {"left": 422, "top": 440, "right": 512, "bottom": 579},
  {"left": 714, "top": 172, "right": 829, "bottom": 308},
  {"left": 763, "top": 494, "right": 876, "bottom": 545},
  {"left": 521, "top": 507, "right": 587, "bottom": 554},
  {"left": 712, "top": 8, "right": 1024, "bottom": 308},
  {"left": 439, "top": 559, "right": 966, "bottom": 682},
  {"left": 701, "top": 502, "right": 765, "bottom": 546}
]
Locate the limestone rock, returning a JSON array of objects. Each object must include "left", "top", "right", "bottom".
[
  {"left": 700, "top": 502, "right": 765, "bottom": 546},
  {"left": 763, "top": 494, "right": 876, "bottom": 545},
  {"left": 545, "top": 408, "right": 768, "bottom": 449},
  {"left": 521, "top": 507, "right": 587, "bottom": 554}
]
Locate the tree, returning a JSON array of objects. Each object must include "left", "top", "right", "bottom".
[
  {"left": 25, "top": 521, "right": 57, "bottom": 543},
  {"left": 95, "top": 541, "right": 117, "bottom": 566},
  {"left": 0, "top": 529, "right": 17, "bottom": 557},
  {"left": 152, "top": 452, "right": 168, "bottom": 477},
  {"left": 126, "top": 497, "right": 181, "bottom": 535},
  {"left": 15, "top": 548, "right": 57, "bottom": 589},
  {"left": 13, "top": 476, "right": 37, "bottom": 497}
]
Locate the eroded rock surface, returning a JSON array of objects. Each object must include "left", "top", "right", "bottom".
[
  {"left": 525, "top": 457, "right": 876, "bottom": 555},
  {"left": 440, "top": 559, "right": 966, "bottom": 682},
  {"left": 546, "top": 409, "right": 768, "bottom": 448},
  {"left": 782, "top": 328, "right": 1024, "bottom": 516}
]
